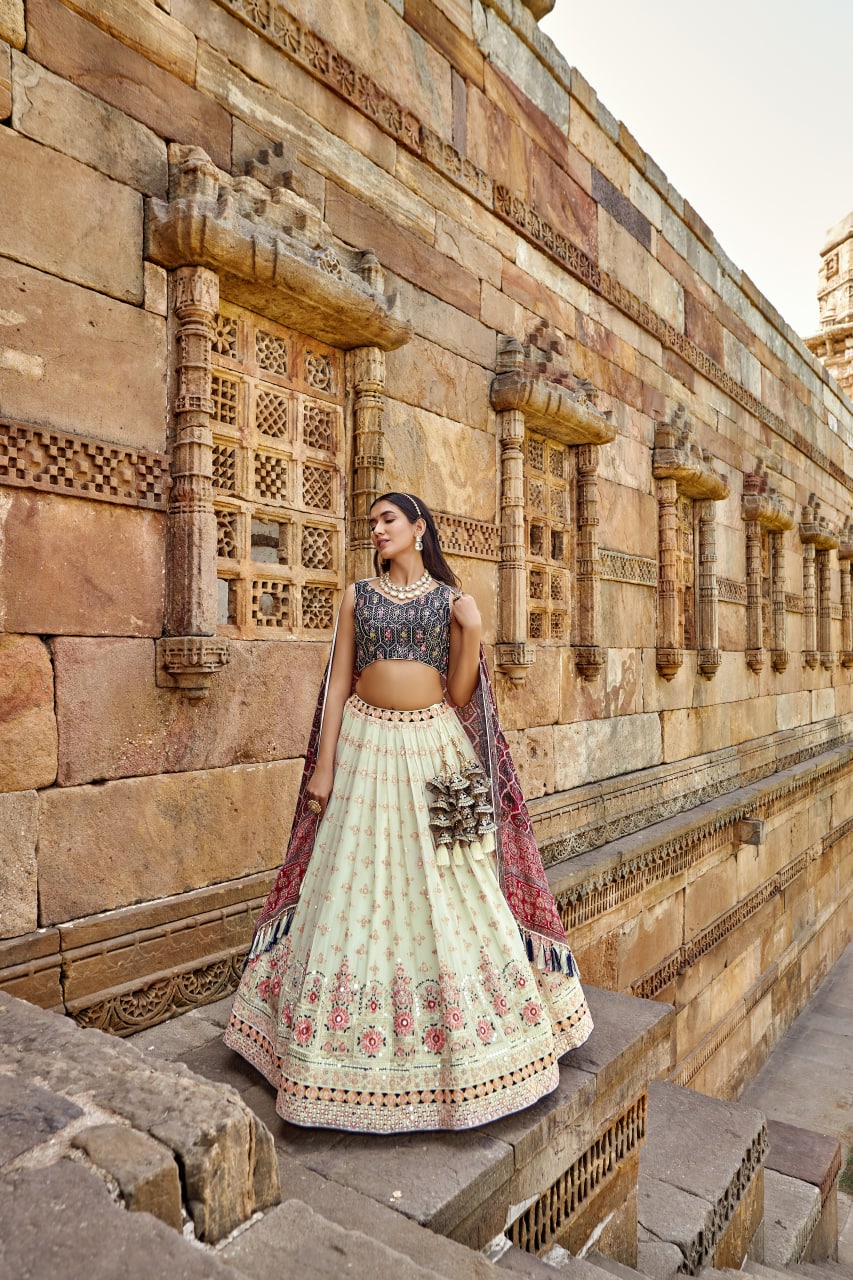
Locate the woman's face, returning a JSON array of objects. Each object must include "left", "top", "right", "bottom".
[{"left": 369, "top": 501, "right": 417, "bottom": 560}]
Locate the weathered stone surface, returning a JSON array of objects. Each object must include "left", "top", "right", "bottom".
[
  {"left": 0, "top": 1074, "right": 83, "bottom": 1164},
  {"left": 0, "top": 635, "right": 56, "bottom": 790},
  {"left": 0, "top": 259, "right": 167, "bottom": 450},
  {"left": 0, "top": 993, "right": 281, "bottom": 1242},
  {"left": 38, "top": 759, "right": 302, "bottom": 922},
  {"left": 11, "top": 52, "right": 168, "bottom": 197},
  {"left": 0, "top": 1163, "right": 247, "bottom": 1278},
  {"left": 0, "top": 927, "right": 62, "bottom": 1006},
  {"left": 385, "top": 334, "right": 493, "bottom": 432},
  {"left": 27, "top": 0, "right": 230, "bottom": 170},
  {"left": 221, "top": 1198, "right": 449, "bottom": 1280},
  {"left": 0, "top": 39, "right": 10, "bottom": 116},
  {"left": 0, "top": 0, "right": 23, "bottom": 48},
  {"left": 552, "top": 714, "right": 663, "bottom": 791},
  {"left": 56, "top": 0, "right": 198, "bottom": 85},
  {"left": 383, "top": 401, "right": 497, "bottom": 520},
  {"left": 0, "top": 125, "right": 143, "bottom": 303},
  {"left": 763, "top": 1168, "right": 821, "bottom": 1266},
  {"left": 72, "top": 1123, "right": 183, "bottom": 1228},
  {"left": 0, "top": 792, "right": 39, "bottom": 940},
  {"left": 0, "top": 491, "right": 165, "bottom": 639},
  {"left": 53, "top": 636, "right": 327, "bottom": 785}
]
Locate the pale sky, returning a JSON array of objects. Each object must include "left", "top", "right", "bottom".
[{"left": 541, "top": 0, "right": 853, "bottom": 342}]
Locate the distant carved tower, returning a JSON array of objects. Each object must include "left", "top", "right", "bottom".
[{"left": 805, "top": 212, "right": 853, "bottom": 396}]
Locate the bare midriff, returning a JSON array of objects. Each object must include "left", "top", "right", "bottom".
[{"left": 355, "top": 659, "right": 445, "bottom": 711}]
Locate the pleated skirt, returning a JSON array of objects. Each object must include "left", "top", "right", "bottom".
[{"left": 225, "top": 694, "right": 592, "bottom": 1133}]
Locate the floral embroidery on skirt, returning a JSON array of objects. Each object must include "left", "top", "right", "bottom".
[{"left": 225, "top": 696, "right": 592, "bottom": 1132}]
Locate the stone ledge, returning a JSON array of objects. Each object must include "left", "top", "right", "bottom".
[
  {"left": 0, "top": 992, "right": 280, "bottom": 1242},
  {"left": 638, "top": 1081, "right": 767, "bottom": 1275},
  {"left": 763, "top": 1170, "right": 821, "bottom": 1268}
]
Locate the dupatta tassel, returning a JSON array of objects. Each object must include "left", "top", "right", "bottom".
[
  {"left": 518, "top": 927, "right": 580, "bottom": 977},
  {"left": 245, "top": 907, "right": 297, "bottom": 964}
]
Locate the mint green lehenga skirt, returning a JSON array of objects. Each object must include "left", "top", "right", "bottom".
[{"left": 225, "top": 694, "right": 592, "bottom": 1133}]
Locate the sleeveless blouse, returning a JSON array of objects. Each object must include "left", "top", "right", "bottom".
[{"left": 353, "top": 579, "right": 453, "bottom": 676}]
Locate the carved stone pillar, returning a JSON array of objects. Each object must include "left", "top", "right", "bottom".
[
  {"left": 574, "top": 444, "right": 605, "bottom": 681},
  {"left": 157, "top": 266, "right": 229, "bottom": 698},
  {"left": 348, "top": 345, "right": 386, "bottom": 582},
  {"left": 818, "top": 549, "right": 834, "bottom": 669},
  {"left": 770, "top": 532, "right": 788, "bottom": 672},
  {"left": 496, "top": 398, "right": 534, "bottom": 681},
  {"left": 839, "top": 527, "right": 853, "bottom": 667},
  {"left": 800, "top": 495, "right": 838, "bottom": 670},
  {"left": 741, "top": 468, "right": 794, "bottom": 676},
  {"left": 697, "top": 500, "right": 721, "bottom": 677},
  {"left": 652, "top": 409, "right": 728, "bottom": 680},
  {"left": 490, "top": 336, "right": 615, "bottom": 682},
  {"left": 656, "top": 478, "right": 681, "bottom": 679},
  {"left": 744, "top": 518, "right": 764, "bottom": 673}
]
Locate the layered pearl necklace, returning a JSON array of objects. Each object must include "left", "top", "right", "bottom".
[{"left": 379, "top": 569, "right": 432, "bottom": 601}]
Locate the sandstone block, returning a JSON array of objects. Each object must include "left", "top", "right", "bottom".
[
  {"left": 72, "top": 1123, "right": 183, "bottom": 1228},
  {"left": 12, "top": 53, "right": 168, "bottom": 197},
  {"left": 0, "top": 259, "right": 167, "bottom": 451},
  {"left": 684, "top": 854, "right": 738, "bottom": 938},
  {"left": 221, "top": 1198, "right": 449, "bottom": 1280},
  {"left": 0, "top": 1074, "right": 82, "bottom": 1165},
  {"left": 278, "top": 0, "right": 452, "bottom": 138},
  {"left": 0, "top": 1163, "right": 247, "bottom": 1277},
  {"left": 0, "top": 491, "right": 165, "bottom": 638},
  {"left": 0, "top": 0, "right": 23, "bottom": 48},
  {"left": 0, "top": 39, "right": 10, "bottom": 117},
  {"left": 27, "top": 0, "right": 230, "bottom": 170},
  {"left": 326, "top": 183, "right": 479, "bottom": 317},
  {"left": 385, "top": 336, "right": 492, "bottom": 432},
  {"left": 57, "top": 0, "right": 197, "bottom": 85},
  {"left": 434, "top": 212, "right": 502, "bottom": 289},
  {"left": 0, "top": 126, "right": 143, "bottom": 303},
  {"left": 0, "top": 634, "right": 57, "bottom": 790},
  {"left": 0, "top": 993, "right": 281, "bottom": 1242},
  {"left": 475, "top": 2, "right": 568, "bottom": 130},
  {"left": 382, "top": 399, "right": 497, "bottom": 520},
  {"left": 392, "top": 277, "right": 497, "bottom": 368},
  {"left": 0, "top": 792, "right": 38, "bottom": 939},
  {"left": 53, "top": 636, "right": 328, "bottom": 785},
  {"left": 494, "top": 646, "right": 562, "bottom": 731},
  {"left": 0, "top": 927, "right": 62, "bottom": 1006},
  {"left": 37, "top": 759, "right": 302, "bottom": 923},
  {"left": 553, "top": 714, "right": 663, "bottom": 791}
]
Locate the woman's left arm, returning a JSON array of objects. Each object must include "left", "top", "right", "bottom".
[{"left": 446, "top": 592, "right": 482, "bottom": 706}]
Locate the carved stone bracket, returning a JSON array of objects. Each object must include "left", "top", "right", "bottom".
[
  {"left": 800, "top": 494, "right": 838, "bottom": 670},
  {"left": 147, "top": 145, "right": 412, "bottom": 352},
  {"left": 741, "top": 466, "right": 794, "bottom": 675},
  {"left": 156, "top": 636, "right": 231, "bottom": 699},
  {"left": 490, "top": 336, "right": 614, "bottom": 682},
  {"left": 653, "top": 408, "right": 728, "bottom": 680}
]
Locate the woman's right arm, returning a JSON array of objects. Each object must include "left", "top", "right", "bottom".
[{"left": 305, "top": 584, "right": 356, "bottom": 814}]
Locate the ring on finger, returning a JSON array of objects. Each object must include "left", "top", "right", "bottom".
[{"left": 307, "top": 799, "right": 322, "bottom": 815}]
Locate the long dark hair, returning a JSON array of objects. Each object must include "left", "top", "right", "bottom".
[{"left": 370, "top": 492, "right": 460, "bottom": 589}]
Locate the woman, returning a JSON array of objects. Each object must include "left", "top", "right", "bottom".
[{"left": 225, "top": 492, "right": 592, "bottom": 1132}]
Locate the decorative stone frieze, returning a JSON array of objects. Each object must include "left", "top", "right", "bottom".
[
  {"left": 741, "top": 466, "right": 794, "bottom": 673},
  {"left": 652, "top": 408, "right": 728, "bottom": 679},
  {"left": 490, "top": 334, "right": 614, "bottom": 681},
  {"left": 0, "top": 421, "right": 167, "bottom": 510},
  {"left": 800, "top": 495, "right": 838, "bottom": 670}
]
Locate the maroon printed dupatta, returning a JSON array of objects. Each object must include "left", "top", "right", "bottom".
[{"left": 248, "top": 649, "right": 577, "bottom": 979}]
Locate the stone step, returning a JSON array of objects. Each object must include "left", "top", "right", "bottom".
[
  {"left": 764, "top": 1168, "right": 822, "bottom": 1267},
  {"left": 585, "top": 1248, "right": 646, "bottom": 1279},
  {"left": 154, "top": 984, "right": 675, "bottom": 1267},
  {"left": 0, "top": 992, "right": 280, "bottom": 1243},
  {"left": 792, "top": 1265, "right": 853, "bottom": 1280},
  {"left": 637, "top": 1080, "right": 767, "bottom": 1277}
]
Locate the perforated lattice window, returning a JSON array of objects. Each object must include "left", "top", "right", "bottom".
[
  {"left": 525, "top": 430, "right": 571, "bottom": 643},
  {"left": 211, "top": 303, "right": 345, "bottom": 637}
]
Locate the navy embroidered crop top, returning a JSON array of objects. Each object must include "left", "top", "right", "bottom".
[{"left": 354, "top": 580, "right": 453, "bottom": 676}]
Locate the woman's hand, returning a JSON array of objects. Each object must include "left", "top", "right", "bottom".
[
  {"left": 306, "top": 763, "right": 334, "bottom": 816},
  {"left": 452, "top": 592, "right": 482, "bottom": 631}
]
